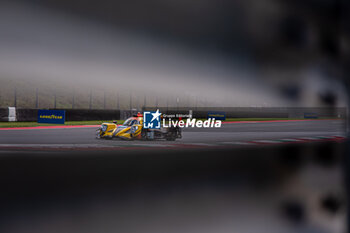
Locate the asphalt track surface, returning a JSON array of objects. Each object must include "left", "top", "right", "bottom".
[{"left": 0, "top": 119, "right": 346, "bottom": 151}]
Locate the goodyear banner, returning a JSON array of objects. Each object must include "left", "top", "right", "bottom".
[
  {"left": 207, "top": 111, "right": 226, "bottom": 120},
  {"left": 38, "top": 110, "right": 65, "bottom": 124}
]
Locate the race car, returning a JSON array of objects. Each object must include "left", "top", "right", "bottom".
[{"left": 96, "top": 114, "right": 182, "bottom": 141}]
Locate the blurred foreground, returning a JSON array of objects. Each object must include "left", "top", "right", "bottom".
[{"left": 0, "top": 142, "right": 347, "bottom": 233}]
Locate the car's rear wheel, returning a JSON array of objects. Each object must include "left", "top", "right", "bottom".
[{"left": 166, "top": 132, "right": 176, "bottom": 141}]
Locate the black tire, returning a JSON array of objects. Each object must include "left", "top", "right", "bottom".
[
  {"left": 141, "top": 129, "right": 150, "bottom": 140},
  {"left": 166, "top": 132, "right": 176, "bottom": 141}
]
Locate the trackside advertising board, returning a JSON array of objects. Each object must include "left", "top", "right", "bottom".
[
  {"left": 207, "top": 111, "right": 226, "bottom": 120},
  {"left": 38, "top": 110, "right": 65, "bottom": 124}
]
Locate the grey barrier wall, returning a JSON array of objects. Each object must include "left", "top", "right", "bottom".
[
  {"left": 0, "top": 108, "right": 121, "bottom": 122},
  {"left": 62, "top": 109, "right": 121, "bottom": 121},
  {"left": 143, "top": 107, "right": 347, "bottom": 119},
  {"left": 0, "top": 108, "right": 9, "bottom": 121},
  {"left": 0, "top": 107, "right": 346, "bottom": 122},
  {"left": 16, "top": 109, "right": 38, "bottom": 122},
  {"left": 191, "top": 110, "right": 288, "bottom": 118},
  {"left": 120, "top": 109, "right": 140, "bottom": 120}
]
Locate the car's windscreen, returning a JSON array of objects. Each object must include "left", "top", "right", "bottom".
[{"left": 123, "top": 119, "right": 138, "bottom": 126}]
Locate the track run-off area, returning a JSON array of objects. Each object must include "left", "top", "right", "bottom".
[{"left": 0, "top": 119, "right": 346, "bottom": 151}]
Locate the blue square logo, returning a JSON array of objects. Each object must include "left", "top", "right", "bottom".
[{"left": 143, "top": 109, "right": 161, "bottom": 129}]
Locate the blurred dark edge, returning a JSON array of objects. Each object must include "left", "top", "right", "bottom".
[{"left": 0, "top": 141, "right": 346, "bottom": 232}]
